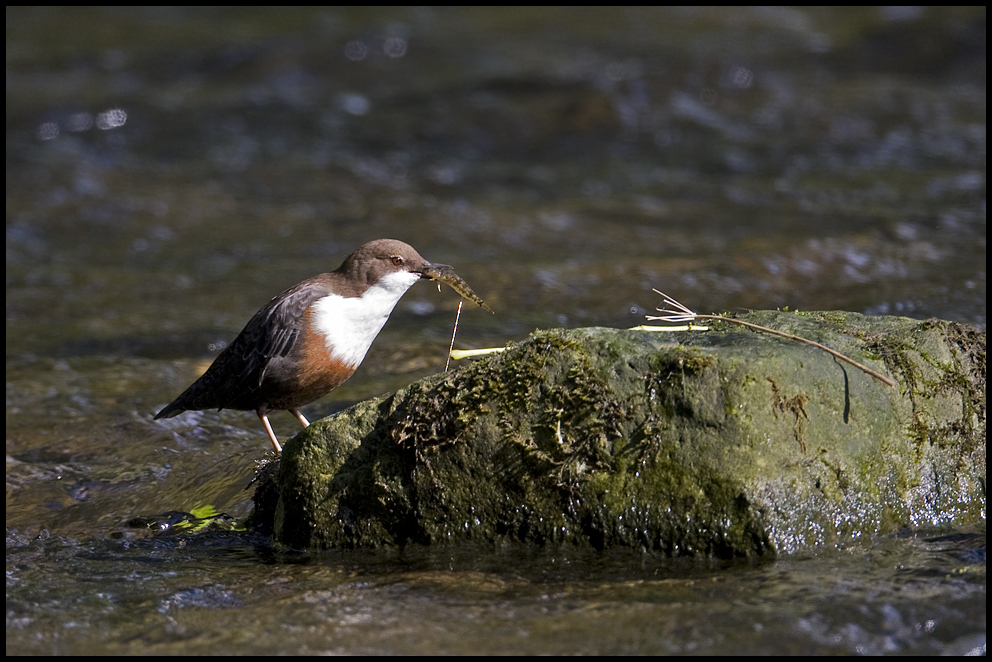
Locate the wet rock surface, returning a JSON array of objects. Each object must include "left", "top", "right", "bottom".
[{"left": 254, "top": 311, "right": 985, "bottom": 555}]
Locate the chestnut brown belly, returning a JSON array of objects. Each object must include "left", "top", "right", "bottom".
[{"left": 254, "top": 339, "right": 357, "bottom": 410}]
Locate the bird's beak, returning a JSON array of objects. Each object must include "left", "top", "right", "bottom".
[{"left": 418, "top": 262, "right": 452, "bottom": 280}]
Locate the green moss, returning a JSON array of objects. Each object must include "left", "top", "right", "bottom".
[{"left": 256, "top": 315, "right": 985, "bottom": 556}]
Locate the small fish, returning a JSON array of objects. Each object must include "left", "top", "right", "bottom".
[{"left": 422, "top": 264, "right": 494, "bottom": 314}]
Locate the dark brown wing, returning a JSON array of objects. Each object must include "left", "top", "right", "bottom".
[{"left": 154, "top": 276, "right": 332, "bottom": 417}]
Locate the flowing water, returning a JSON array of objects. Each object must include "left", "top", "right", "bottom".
[{"left": 6, "top": 7, "right": 986, "bottom": 654}]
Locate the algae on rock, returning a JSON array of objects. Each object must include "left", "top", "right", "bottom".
[{"left": 255, "top": 311, "right": 985, "bottom": 556}]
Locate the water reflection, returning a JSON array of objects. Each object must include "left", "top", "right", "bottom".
[{"left": 5, "top": 529, "right": 985, "bottom": 655}]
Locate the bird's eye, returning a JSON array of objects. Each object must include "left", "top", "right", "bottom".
[{"left": 391, "top": 255, "right": 404, "bottom": 266}]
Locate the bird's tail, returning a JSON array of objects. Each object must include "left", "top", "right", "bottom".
[{"left": 153, "top": 401, "right": 185, "bottom": 420}]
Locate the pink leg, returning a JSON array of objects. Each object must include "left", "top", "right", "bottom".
[
  {"left": 256, "top": 410, "right": 282, "bottom": 453},
  {"left": 290, "top": 409, "right": 310, "bottom": 428}
]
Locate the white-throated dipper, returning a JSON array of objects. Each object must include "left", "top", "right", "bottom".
[{"left": 155, "top": 239, "right": 491, "bottom": 452}]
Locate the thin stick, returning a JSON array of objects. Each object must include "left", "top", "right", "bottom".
[
  {"left": 645, "top": 290, "right": 895, "bottom": 387},
  {"left": 449, "top": 347, "right": 505, "bottom": 360},
  {"left": 445, "top": 301, "right": 463, "bottom": 372},
  {"left": 629, "top": 324, "right": 709, "bottom": 332}
]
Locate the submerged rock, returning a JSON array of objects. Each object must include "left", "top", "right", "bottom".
[{"left": 252, "top": 312, "right": 985, "bottom": 556}]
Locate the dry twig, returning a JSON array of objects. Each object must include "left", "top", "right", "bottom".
[
  {"left": 444, "top": 301, "right": 464, "bottom": 372},
  {"left": 645, "top": 290, "right": 895, "bottom": 387}
]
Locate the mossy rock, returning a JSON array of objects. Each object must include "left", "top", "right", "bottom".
[{"left": 252, "top": 311, "right": 985, "bottom": 557}]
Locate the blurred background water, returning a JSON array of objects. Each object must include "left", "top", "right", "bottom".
[{"left": 6, "top": 7, "right": 985, "bottom": 655}]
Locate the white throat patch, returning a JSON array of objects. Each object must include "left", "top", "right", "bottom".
[{"left": 309, "top": 270, "right": 421, "bottom": 368}]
